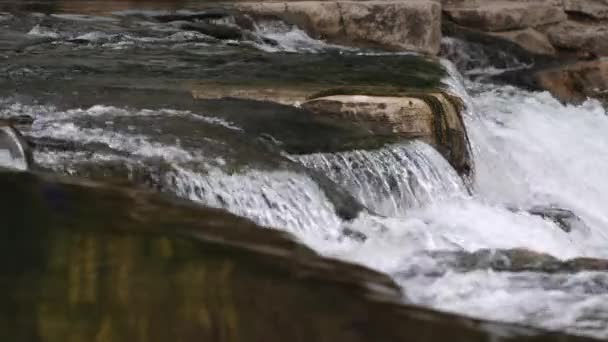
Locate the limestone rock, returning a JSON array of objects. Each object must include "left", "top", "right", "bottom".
[
  {"left": 339, "top": 1, "right": 442, "bottom": 53},
  {"left": 235, "top": 1, "right": 442, "bottom": 54},
  {"left": 543, "top": 20, "right": 608, "bottom": 57},
  {"left": 301, "top": 93, "right": 472, "bottom": 175},
  {"left": 444, "top": 0, "right": 567, "bottom": 31},
  {"left": 491, "top": 28, "right": 556, "bottom": 56},
  {"left": 534, "top": 59, "right": 608, "bottom": 104},
  {"left": 563, "top": 0, "right": 608, "bottom": 20}
]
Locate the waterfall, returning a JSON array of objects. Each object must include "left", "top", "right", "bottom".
[
  {"left": 294, "top": 142, "right": 465, "bottom": 217},
  {"left": 166, "top": 166, "right": 344, "bottom": 239},
  {"left": 0, "top": 125, "right": 29, "bottom": 171},
  {"left": 440, "top": 37, "right": 530, "bottom": 77}
]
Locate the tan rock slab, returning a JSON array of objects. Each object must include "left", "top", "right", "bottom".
[
  {"left": 491, "top": 28, "right": 556, "bottom": 56},
  {"left": 563, "top": 0, "right": 608, "bottom": 20},
  {"left": 444, "top": 0, "right": 567, "bottom": 31},
  {"left": 535, "top": 58, "right": 608, "bottom": 104},
  {"left": 543, "top": 20, "right": 608, "bottom": 57},
  {"left": 234, "top": 1, "right": 441, "bottom": 54}
]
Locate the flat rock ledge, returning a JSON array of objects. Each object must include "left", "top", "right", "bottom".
[{"left": 301, "top": 92, "right": 473, "bottom": 176}]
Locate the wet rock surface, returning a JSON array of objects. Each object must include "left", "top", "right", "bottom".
[
  {"left": 301, "top": 92, "right": 473, "bottom": 175},
  {"left": 533, "top": 59, "right": 608, "bottom": 104},
  {"left": 427, "top": 248, "right": 608, "bottom": 274}
]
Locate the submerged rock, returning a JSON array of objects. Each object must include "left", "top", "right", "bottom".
[
  {"left": 177, "top": 21, "right": 244, "bottom": 40},
  {"left": 527, "top": 205, "right": 589, "bottom": 233},
  {"left": 0, "top": 170, "right": 601, "bottom": 342},
  {"left": 430, "top": 248, "right": 608, "bottom": 274}
]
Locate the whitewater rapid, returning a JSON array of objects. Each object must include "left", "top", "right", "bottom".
[{"left": 314, "top": 80, "right": 608, "bottom": 338}]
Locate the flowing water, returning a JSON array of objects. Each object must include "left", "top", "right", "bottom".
[{"left": 2, "top": 3, "right": 608, "bottom": 339}]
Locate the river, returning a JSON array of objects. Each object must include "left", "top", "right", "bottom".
[{"left": 1, "top": 2, "right": 608, "bottom": 339}]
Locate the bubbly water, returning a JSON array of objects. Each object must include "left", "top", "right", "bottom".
[
  {"left": 295, "top": 142, "right": 465, "bottom": 217},
  {"left": 318, "top": 79, "right": 608, "bottom": 338}
]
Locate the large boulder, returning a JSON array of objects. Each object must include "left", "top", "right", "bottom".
[
  {"left": 443, "top": 0, "right": 567, "bottom": 32},
  {"left": 235, "top": 1, "right": 442, "bottom": 54},
  {"left": 543, "top": 20, "right": 608, "bottom": 57},
  {"left": 301, "top": 92, "right": 473, "bottom": 175},
  {"left": 563, "top": 0, "right": 608, "bottom": 20},
  {"left": 534, "top": 59, "right": 608, "bottom": 104}
]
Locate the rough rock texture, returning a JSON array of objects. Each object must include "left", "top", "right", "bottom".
[
  {"left": 491, "top": 28, "right": 556, "bottom": 56},
  {"left": 301, "top": 95, "right": 436, "bottom": 137},
  {"left": 563, "top": 0, "right": 608, "bottom": 20},
  {"left": 534, "top": 59, "right": 608, "bottom": 104},
  {"left": 443, "top": 0, "right": 567, "bottom": 31},
  {"left": 301, "top": 92, "right": 473, "bottom": 175},
  {"left": 431, "top": 248, "right": 608, "bottom": 273},
  {"left": 543, "top": 20, "right": 608, "bottom": 57},
  {"left": 235, "top": 1, "right": 442, "bottom": 54}
]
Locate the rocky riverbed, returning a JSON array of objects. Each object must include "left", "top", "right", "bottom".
[{"left": 1, "top": 0, "right": 608, "bottom": 341}]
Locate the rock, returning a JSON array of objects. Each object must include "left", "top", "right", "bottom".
[
  {"left": 441, "top": 21, "right": 554, "bottom": 73},
  {"left": 563, "top": 0, "right": 608, "bottom": 20},
  {"left": 1, "top": 170, "right": 601, "bottom": 342},
  {"left": 543, "top": 20, "right": 608, "bottom": 57},
  {"left": 533, "top": 59, "right": 608, "bottom": 104},
  {"left": 177, "top": 21, "right": 244, "bottom": 40},
  {"left": 152, "top": 8, "right": 233, "bottom": 23},
  {"left": 342, "top": 227, "right": 368, "bottom": 242},
  {"left": 0, "top": 123, "right": 31, "bottom": 171},
  {"left": 235, "top": 1, "right": 442, "bottom": 54},
  {"left": 491, "top": 28, "right": 556, "bottom": 56},
  {"left": 300, "top": 92, "right": 473, "bottom": 175},
  {"left": 527, "top": 205, "right": 588, "bottom": 233},
  {"left": 1, "top": 114, "right": 34, "bottom": 126},
  {"left": 431, "top": 248, "right": 608, "bottom": 274},
  {"left": 444, "top": 0, "right": 567, "bottom": 32},
  {"left": 338, "top": 0, "right": 442, "bottom": 53}
]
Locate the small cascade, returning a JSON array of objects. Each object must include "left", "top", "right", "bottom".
[
  {"left": 251, "top": 19, "right": 349, "bottom": 53},
  {"left": 440, "top": 37, "right": 530, "bottom": 77},
  {"left": 295, "top": 142, "right": 465, "bottom": 217},
  {"left": 1, "top": 101, "right": 349, "bottom": 240},
  {"left": 166, "top": 166, "right": 344, "bottom": 239},
  {"left": 0, "top": 125, "right": 29, "bottom": 171}
]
